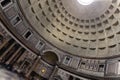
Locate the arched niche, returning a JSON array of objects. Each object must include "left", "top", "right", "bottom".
[{"left": 42, "top": 51, "right": 59, "bottom": 66}]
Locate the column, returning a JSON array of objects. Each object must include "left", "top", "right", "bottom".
[
  {"left": 0, "top": 38, "right": 10, "bottom": 49},
  {"left": 26, "top": 56, "right": 41, "bottom": 77},
  {"left": 0, "top": 42, "right": 16, "bottom": 61},
  {"left": 10, "top": 48, "right": 26, "bottom": 65},
  {"left": 6, "top": 47, "right": 22, "bottom": 64},
  {"left": 16, "top": 51, "right": 28, "bottom": 64},
  {"left": 49, "top": 66, "right": 58, "bottom": 80}
]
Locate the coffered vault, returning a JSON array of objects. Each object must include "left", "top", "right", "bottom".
[{"left": 19, "top": 0, "right": 120, "bottom": 58}]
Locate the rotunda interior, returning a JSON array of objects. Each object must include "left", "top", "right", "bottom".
[
  {"left": 19, "top": 0, "right": 120, "bottom": 58},
  {"left": 0, "top": 0, "right": 120, "bottom": 80}
]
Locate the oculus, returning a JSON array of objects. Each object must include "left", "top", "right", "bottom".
[{"left": 77, "top": 0, "right": 94, "bottom": 5}]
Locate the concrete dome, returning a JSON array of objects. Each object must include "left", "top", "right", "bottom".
[
  {"left": 18, "top": 0, "right": 120, "bottom": 58},
  {"left": 0, "top": 0, "right": 120, "bottom": 79}
]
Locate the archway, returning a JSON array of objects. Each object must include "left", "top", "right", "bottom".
[{"left": 42, "top": 51, "right": 59, "bottom": 66}]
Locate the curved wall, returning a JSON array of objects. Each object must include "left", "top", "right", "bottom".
[{"left": 0, "top": 0, "right": 120, "bottom": 80}]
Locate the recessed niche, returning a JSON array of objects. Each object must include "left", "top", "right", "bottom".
[
  {"left": 52, "top": 34, "right": 57, "bottom": 38},
  {"left": 48, "top": 7, "right": 52, "bottom": 12},
  {"left": 59, "top": 38, "right": 64, "bottom": 42},
  {"left": 66, "top": 42, "right": 71, "bottom": 45},
  {"left": 72, "top": 29, "right": 76, "bottom": 32},
  {"left": 109, "top": 15, "right": 114, "bottom": 20},
  {"left": 114, "top": 8, "right": 120, "bottom": 14},
  {"left": 1, "top": 0, "right": 11, "bottom": 7},
  {"left": 113, "top": 21, "right": 119, "bottom": 26},
  {"left": 24, "top": 30, "right": 32, "bottom": 39},
  {"left": 73, "top": 45, "right": 79, "bottom": 48},
  {"left": 11, "top": 16, "right": 21, "bottom": 26},
  {"left": 31, "top": 7, "right": 35, "bottom": 13},
  {"left": 46, "top": 29, "right": 51, "bottom": 33},
  {"left": 38, "top": 3, "right": 42, "bottom": 9},
  {"left": 62, "top": 32, "right": 67, "bottom": 36},
  {"left": 109, "top": 5, "right": 114, "bottom": 10},
  {"left": 46, "top": 1, "right": 49, "bottom": 6},
  {"left": 35, "top": 40, "right": 44, "bottom": 50},
  {"left": 108, "top": 44, "right": 116, "bottom": 48}
]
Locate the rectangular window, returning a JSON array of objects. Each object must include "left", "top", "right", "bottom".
[
  {"left": 5, "top": 6, "right": 17, "bottom": 19},
  {"left": 1, "top": 0, "right": 11, "bottom": 7},
  {"left": 12, "top": 16, "right": 21, "bottom": 25},
  {"left": 35, "top": 40, "right": 44, "bottom": 50},
  {"left": 24, "top": 30, "right": 32, "bottom": 40},
  {"left": 63, "top": 56, "right": 72, "bottom": 65}
]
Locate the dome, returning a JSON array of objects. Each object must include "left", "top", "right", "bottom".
[
  {"left": 0, "top": 0, "right": 120, "bottom": 80},
  {"left": 18, "top": 0, "right": 120, "bottom": 58}
]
